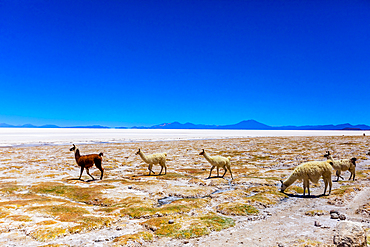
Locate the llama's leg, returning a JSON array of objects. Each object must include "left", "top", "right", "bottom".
[
  {"left": 79, "top": 166, "right": 84, "bottom": 180},
  {"left": 208, "top": 166, "right": 215, "bottom": 178},
  {"left": 85, "top": 168, "right": 95, "bottom": 180},
  {"left": 159, "top": 165, "right": 164, "bottom": 175},
  {"left": 217, "top": 167, "right": 220, "bottom": 177},
  {"left": 303, "top": 179, "right": 309, "bottom": 196},
  {"left": 148, "top": 164, "right": 153, "bottom": 176},
  {"left": 164, "top": 164, "right": 167, "bottom": 175},
  {"left": 328, "top": 177, "right": 332, "bottom": 194},
  {"left": 336, "top": 170, "right": 343, "bottom": 181},
  {"left": 324, "top": 178, "right": 328, "bottom": 195},
  {"left": 228, "top": 165, "right": 233, "bottom": 180},
  {"left": 221, "top": 166, "right": 227, "bottom": 178},
  {"left": 95, "top": 161, "right": 104, "bottom": 180},
  {"left": 349, "top": 169, "right": 355, "bottom": 181},
  {"left": 305, "top": 179, "right": 310, "bottom": 196}
]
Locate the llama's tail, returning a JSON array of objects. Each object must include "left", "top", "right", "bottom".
[
  {"left": 164, "top": 153, "right": 167, "bottom": 157},
  {"left": 99, "top": 152, "right": 104, "bottom": 157},
  {"left": 227, "top": 156, "right": 231, "bottom": 161}
]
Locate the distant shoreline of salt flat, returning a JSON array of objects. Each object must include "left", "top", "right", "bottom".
[{"left": 0, "top": 128, "right": 368, "bottom": 148}]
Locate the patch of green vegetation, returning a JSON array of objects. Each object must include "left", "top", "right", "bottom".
[
  {"left": 199, "top": 213, "right": 235, "bottom": 231},
  {"left": 30, "top": 182, "right": 115, "bottom": 205},
  {"left": 113, "top": 231, "right": 154, "bottom": 246},
  {"left": 28, "top": 204, "right": 90, "bottom": 222},
  {"left": 0, "top": 182, "right": 25, "bottom": 194},
  {"left": 330, "top": 185, "right": 361, "bottom": 197},
  {"left": 7, "top": 215, "right": 32, "bottom": 222},
  {"left": 172, "top": 224, "right": 210, "bottom": 239},
  {"left": 217, "top": 202, "right": 259, "bottom": 216},
  {"left": 142, "top": 213, "right": 234, "bottom": 239},
  {"left": 28, "top": 203, "right": 114, "bottom": 239},
  {"left": 30, "top": 227, "right": 67, "bottom": 242},
  {"left": 69, "top": 216, "right": 114, "bottom": 233}
]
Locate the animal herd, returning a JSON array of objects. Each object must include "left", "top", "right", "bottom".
[{"left": 69, "top": 144, "right": 365, "bottom": 197}]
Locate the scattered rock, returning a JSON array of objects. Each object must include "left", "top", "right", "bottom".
[
  {"left": 314, "top": 221, "right": 322, "bottom": 227},
  {"left": 331, "top": 213, "right": 340, "bottom": 219},
  {"left": 333, "top": 221, "right": 367, "bottom": 247},
  {"left": 128, "top": 186, "right": 132, "bottom": 189},
  {"left": 339, "top": 214, "right": 346, "bottom": 221},
  {"left": 168, "top": 220, "right": 174, "bottom": 224}
]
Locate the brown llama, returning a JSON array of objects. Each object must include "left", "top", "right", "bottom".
[{"left": 70, "top": 144, "right": 104, "bottom": 180}]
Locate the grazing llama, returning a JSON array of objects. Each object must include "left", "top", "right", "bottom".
[{"left": 280, "top": 160, "right": 333, "bottom": 196}]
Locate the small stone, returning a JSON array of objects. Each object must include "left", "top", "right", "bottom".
[
  {"left": 116, "top": 226, "right": 123, "bottom": 231},
  {"left": 168, "top": 220, "right": 174, "bottom": 224},
  {"left": 128, "top": 186, "right": 132, "bottom": 189},
  {"left": 330, "top": 209, "right": 339, "bottom": 214},
  {"left": 331, "top": 212, "right": 340, "bottom": 219},
  {"left": 314, "top": 221, "right": 321, "bottom": 227},
  {"left": 339, "top": 214, "right": 346, "bottom": 220}
]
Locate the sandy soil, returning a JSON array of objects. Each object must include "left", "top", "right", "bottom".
[{"left": 0, "top": 135, "right": 370, "bottom": 246}]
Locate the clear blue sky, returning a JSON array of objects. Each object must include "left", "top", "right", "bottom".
[{"left": 1, "top": 0, "right": 369, "bottom": 127}]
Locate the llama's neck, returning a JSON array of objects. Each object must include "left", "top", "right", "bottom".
[
  {"left": 202, "top": 152, "right": 213, "bottom": 163},
  {"left": 74, "top": 149, "right": 81, "bottom": 161},
  {"left": 326, "top": 154, "right": 334, "bottom": 161},
  {"left": 138, "top": 151, "right": 149, "bottom": 163},
  {"left": 283, "top": 174, "right": 298, "bottom": 188}
]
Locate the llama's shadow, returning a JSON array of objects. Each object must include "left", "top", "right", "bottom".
[
  {"left": 205, "top": 176, "right": 224, "bottom": 180},
  {"left": 66, "top": 178, "right": 97, "bottom": 183},
  {"left": 282, "top": 192, "right": 326, "bottom": 198},
  {"left": 143, "top": 173, "right": 166, "bottom": 176}
]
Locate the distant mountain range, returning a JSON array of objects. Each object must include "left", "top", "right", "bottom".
[
  {"left": 131, "top": 120, "right": 370, "bottom": 130},
  {"left": 2, "top": 120, "right": 369, "bottom": 130},
  {"left": 0, "top": 123, "right": 110, "bottom": 129}
]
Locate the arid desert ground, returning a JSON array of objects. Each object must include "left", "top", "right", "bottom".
[{"left": 1, "top": 133, "right": 370, "bottom": 246}]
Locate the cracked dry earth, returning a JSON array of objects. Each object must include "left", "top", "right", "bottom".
[{"left": 1, "top": 135, "right": 370, "bottom": 246}]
